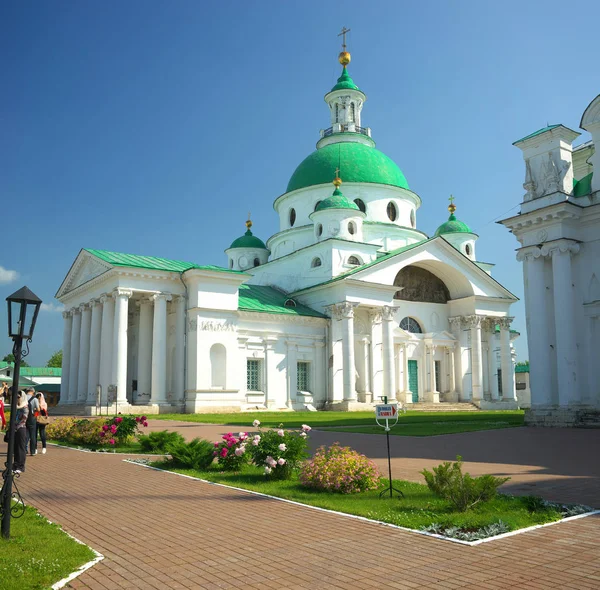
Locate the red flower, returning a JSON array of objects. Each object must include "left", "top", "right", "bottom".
[
  {"left": 115, "top": 417, "right": 123, "bottom": 423},
  {"left": 143, "top": 421, "right": 148, "bottom": 427}
]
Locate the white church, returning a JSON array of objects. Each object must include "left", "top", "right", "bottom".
[
  {"left": 501, "top": 94, "right": 600, "bottom": 427},
  {"left": 56, "top": 44, "right": 520, "bottom": 414}
]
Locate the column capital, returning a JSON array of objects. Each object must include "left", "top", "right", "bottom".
[
  {"left": 152, "top": 291, "right": 172, "bottom": 303},
  {"left": 112, "top": 288, "right": 133, "bottom": 300},
  {"left": 448, "top": 316, "right": 463, "bottom": 330},
  {"left": 99, "top": 293, "right": 113, "bottom": 305},
  {"left": 62, "top": 310, "right": 72, "bottom": 319},
  {"left": 173, "top": 294, "right": 186, "bottom": 306},
  {"left": 327, "top": 301, "right": 358, "bottom": 320},
  {"left": 78, "top": 302, "right": 90, "bottom": 312},
  {"left": 89, "top": 297, "right": 102, "bottom": 307},
  {"left": 368, "top": 309, "right": 382, "bottom": 325},
  {"left": 465, "top": 315, "right": 484, "bottom": 328},
  {"left": 497, "top": 316, "right": 514, "bottom": 330},
  {"left": 381, "top": 305, "right": 396, "bottom": 322},
  {"left": 541, "top": 239, "right": 580, "bottom": 258},
  {"left": 70, "top": 306, "right": 81, "bottom": 315}
]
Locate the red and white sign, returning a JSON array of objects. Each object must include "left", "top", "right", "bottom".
[{"left": 376, "top": 404, "right": 398, "bottom": 419}]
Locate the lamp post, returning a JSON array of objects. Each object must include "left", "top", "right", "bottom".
[{"left": 1, "top": 286, "right": 42, "bottom": 539}]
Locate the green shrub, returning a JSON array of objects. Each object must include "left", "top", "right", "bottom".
[
  {"left": 46, "top": 417, "right": 77, "bottom": 441},
  {"left": 166, "top": 438, "right": 215, "bottom": 470},
  {"left": 138, "top": 430, "right": 185, "bottom": 454},
  {"left": 299, "top": 443, "right": 381, "bottom": 493},
  {"left": 421, "top": 455, "right": 510, "bottom": 512},
  {"left": 69, "top": 419, "right": 105, "bottom": 445},
  {"left": 214, "top": 432, "right": 251, "bottom": 471}
]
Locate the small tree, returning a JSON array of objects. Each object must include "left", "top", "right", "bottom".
[
  {"left": 46, "top": 350, "right": 63, "bottom": 368},
  {"left": 2, "top": 353, "right": 29, "bottom": 367}
]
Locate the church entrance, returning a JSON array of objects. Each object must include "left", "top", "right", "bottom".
[{"left": 408, "top": 360, "right": 419, "bottom": 403}]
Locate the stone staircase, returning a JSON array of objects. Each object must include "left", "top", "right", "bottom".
[
  {"left": 403, "top": 402, "right": 480, "bottom": 412},
  {"left": 576, "top": 410, "right": 600, "bottom": 428}
]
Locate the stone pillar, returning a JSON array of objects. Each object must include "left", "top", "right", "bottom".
[
  {"left": 402, "top": 344, "right": 410, "bottom": 396},
  {"left": 314, "top": 340, "right": 325, "bottom": 405},
  {"left": 137, "top": 298, "right": 153, "bottom": 400},
  {"left": 485, "top": 322, "right": 499, "bottom": 400},
  {"left": 60, "top": 311, "right": 73, "bottom": 405},
  {"left": 86, "top": 299, "right": 103, "bottom": 404},
  {"left": 286, "top": 340, "right": 298, "bottom": 408},
  {"left": 369, "top": 310, "right": 383, "bottom": 401},
  {"left": 173, "top": 295, "right": 186, "bottom": 403},
  {"left": 263, "top": 336, "right": 277, "bottom": 408},
  {"left": 339, "top": 302, "right": 359, "bottom": 402},
  {"left": 382, "top": 305, "right": 396, "bottom": 403},
  {"left": 467, "top": 315, "right": 484, "bottom": 401},
  {"left": 99, "top": 294, "right": 115, "bottom": 404},
  {"left": 68, "top": 307, "right": 81, "bottom": 403},
  {"left": 77, "top": 303, "right": 92, "bottom": 403},
  {"left": 151, "top": 292, "right": 171, "bottom": 405},
  {"left": 113, "top": 289, "right": 132, "bottom": 405},
  {"left": 499, "top": 317, "right": 516, "bottom": 402},
  {"left": 447, "top": 345, "right": 456, "bottom": 393},
  {"left": 448, "top": 317, "right": 463, "bottom": 398},
  {"left": 549, "top": 243, "right": 580, "bottom": 405}
]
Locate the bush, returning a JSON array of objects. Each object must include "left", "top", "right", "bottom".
[
  {"left": 69, "top": 419, "right": 105, "bottom": 445},
  {"left": 249, "top": 422, "right": 310, "bottom": 480},
  {"left": 46, "top": 417, "right": 77, "bottom": 441},
  {"left": 99, "top": 415, "right": 147, "bottom": 445},
  {"left": 167, "top": 438, "right": 215, "bottom": 470},
  {"left": 299, "top": 443, "right": 381, "bottom": 494},
  {"left": 214, "top": 432, "right": 251, "bottom": 471},
  {"left": 421, "top": 455, "right": 510, "bottom": 512},
  {"left": 138, "top": 430, "right": 185, "bottom": 454}
]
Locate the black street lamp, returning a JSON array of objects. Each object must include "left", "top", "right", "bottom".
[{"left": 1, "top": 286, "right": 42, "bottom": 539}]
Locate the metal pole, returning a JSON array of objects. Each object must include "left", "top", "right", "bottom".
[
  {"left": 1, "top": 335, "right": 23, "bottom": 538},
  {"left": 386, "top": 425, "right": 393, "bottom": 499}
]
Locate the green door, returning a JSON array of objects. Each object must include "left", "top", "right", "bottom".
[{"left": 408, "top": 360, "right": 419, "bottom": 403}]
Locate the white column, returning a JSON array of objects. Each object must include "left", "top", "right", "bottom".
[
  {"left": 314, "top": 340, "right": 325, "bottom": 404},
  {"left": 369, "top": 310, "right": 383, "bottom": 401},
  {"left": 499, "top": 317, "right": 516, "bottom": 402},
  {"left": 286, "top": 340, "right": 298, "bottom": 408},
  {"left": 87, "top": 299, "right": 103, "bottom": 404},
  {"left": 430, "top": 345, "right": 437, "bottom": 393},
  {"left": 448, "top": 317, "right": 463, "bottom": 398},
  {"left": 403, "top": 344, "right": 409, "bottom": 392},
  {"left": 468, "top": 315, "right": 484, "bottom": 401},
  {"left": 99, "top": 294, "right": 115, "bottom": 404},
  {"left": 382, "top": 305, "right": 396, "bottom": 402},
  {"left": 113, "top": 288, "right": 132, "bottom": 405},
  {"left": 77, "top": 303, "right": 92, "bottom": 403},
  {"left": 482, "top": 343, "right": 490, "bottom": 397},
  {"left": 151, "top": 292, "right": 171, "bottom": 404},
  {"left": 68, "top": 307, "right": 81, "bottom": 403},
  {"left": 550, "top": 244, "right": 580, "bottom": 405},
  {"left": 173, "top": 295, "right": 186, "bottom": 403},
  {"left": 448, "top": 345, "right": 456, "bottom": 393},
  {"left": 60, "top": 311, "right": 73, "bottom": 405},
  {"left": 486, "top": 322, "right": 499, "bottom": 400},
  {"left": 137, "top": 298, "right": 153, "bottom": 399},
  {"left": 340, "top": 302, "right": 358, "bottom": 402},
  {"left": 263, "top": 336, "right": 277, "bottom": 408}
]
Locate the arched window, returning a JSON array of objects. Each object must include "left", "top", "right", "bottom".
[
  {"left": 393, "top": 266, "right": 450, "bottom": 303},
  {"left": 465, "top": 244, "right": 472, "bottom": 256},
  {"left": 350, "top": 102, "right": 356, "bottom": 123},
  {"left": 348, "top": 255, "right": 362, "bottom": 266},
  {"left": 335, "top": 104, "right": 339, "bottom": 123},
  {"left": 410, "top": 210, "right": 416, "bottom": 228},
  {"left": 400, "top": 317, "right": 422, "bottom": 334},
  {"left": 253, "top": 258, "right": 260, "bottom": 267},
  {"left": 316, "top": 223, "right": 323, "bottom": 237},
  {"left": 284, "top": 299, "right": 297, "bottom": 308},
  {"left": 314, "top": 200, "right": 322, "bottom": 211},
  {"left": 354, "top": 198, "right": 366, "bottom": 213},
  {"left": 210, "top": 344, "right": 227, "bottom": 388},
  {"left": 348, "top": 221, "right": 356, "bottom": 235},
  {"left": 311, "top": 257, "right": 322, "bottom": 268},
  {"left": 229, "top": 260, "right": 233, "bottom": 269},
  {"left": 289, "top": 208, "right": 296, "bottom": 227},
  {"left": 387, "top": 201, "right": 398, "bottom": 222}
]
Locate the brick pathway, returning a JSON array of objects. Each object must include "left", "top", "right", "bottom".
[{"left": 4, "top": 424, "right": 600, "bottom": 589}]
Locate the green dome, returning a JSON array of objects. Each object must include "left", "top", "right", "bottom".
[
  {"left": 330, "top": 67, "right": 359, "bottom": 92},
  {"left": 229, "top": 229, "right": 267, "bottom": 250},
  {"left": 287, "top": 142, "right": 410, "bottom": 193},
  {"left": 315, "top": 187, "right": 360, "bottom": 212},
  {"left": 434, "top": 214, "right": 473, "bottom": 236}
]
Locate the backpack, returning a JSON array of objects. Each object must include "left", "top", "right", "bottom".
[{"left": 26, "top": 396, "right": 37, "bottom": 425}]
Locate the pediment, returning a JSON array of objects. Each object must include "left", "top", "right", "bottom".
[{"left": 56, "top": 250, "right": 113, "bottom": 299}]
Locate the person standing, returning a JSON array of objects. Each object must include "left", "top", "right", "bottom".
[
  {"left": 13, "top": 391, "right": 29, "bottom": 474},
  {"left": 25, "top": 387, "right": 39, "bottom": 456},
  {"left": 35, "top": 392, "right": 49, "bottom": 454},
  {"left": 0, "top": 384, "right": 6, "bottom": 430}
]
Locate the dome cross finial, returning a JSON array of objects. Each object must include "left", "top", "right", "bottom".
[
  {"left": 333, "top": 166, "right": 342, "bottom": 187},
  {"left": 448, "top": 194, "right": 457, "bottom": 215},
  {"left": 245, "top": 212, "right": 253, "bottom": 231},
  {"left": 337, "top": 27, "right": 351, "bottom": 66}
]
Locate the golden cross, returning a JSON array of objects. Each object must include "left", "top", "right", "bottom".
[
  {"left": 247, "top": 211, "right": 251, "bottom": 221},
  {"left": 338, "top": 27, "right": 351, "bottom": 51},
  {"left": 335, "top": 167, "right": 340, "bottom": 177},
  {"left": 448, "top": 195, "right": 455, "bottom": 205}
]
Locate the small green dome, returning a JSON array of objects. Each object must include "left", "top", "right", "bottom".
[
  {"left": 287, "top": 142, "right": 409, "bottom": 193},
  {"left": 434, "top": 213, "right": 473, "bottom": 236},
  {"left": 315, "top": 187, "right": 360, "bottom": 212},
  {"left": 229, "top": 229, "right": 267, "bottom": 250},
  {"left": 330, "top": 67, "right": 359, "bottom": 92}
]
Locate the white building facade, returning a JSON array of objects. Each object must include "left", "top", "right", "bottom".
[
  {"left": 501, "top": 94, "right": 600, "bottom": 426},
  {"left": 56, "top": 48, "right": 520, "bottom": 415}
]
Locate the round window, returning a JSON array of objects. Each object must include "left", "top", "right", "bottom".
[
  {"left": 387, "top": 201, "right": 398, "bottom": 222},
  {"left": 311, "top": 257, "right": 322, "bottom": 268},
  {"left": 348, "top": 255, "right": 361, "bottom": 266},
  {"left": 348, "top": 221, "right": 356, "bottom": 235},
  {"left": 253, "top": 258, "right": 260, "bottom": 267},
  {"left": 289, "top": 208, "right": 296, "bottom": 227},
  {"left": 410, "top": 210, "right": 415, "bottom": 228},
  {"left": 316, "top": 223, "right": 323, "bottom": 237},
  {"left": 465, "top": 244, "right": 472, "bottom": 256}
]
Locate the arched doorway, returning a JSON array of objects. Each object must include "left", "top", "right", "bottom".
[{"left": 393, "top": 266, "right": 450, "bottom": 303}]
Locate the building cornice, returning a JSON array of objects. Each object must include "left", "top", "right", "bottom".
[{"left": 237, "top": 311, "right": 327, "bottom": 325}]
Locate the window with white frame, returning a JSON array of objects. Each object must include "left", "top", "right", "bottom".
[
  {"left": 297, "top": 361, "right": 311, "bottom": 392},
  {"left": 247, "top": 359, "right": 262, "bottom": 391}
]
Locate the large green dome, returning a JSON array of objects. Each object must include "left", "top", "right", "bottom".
[{"left": 286, "top": 142, "right": 410, "bottom": 193}]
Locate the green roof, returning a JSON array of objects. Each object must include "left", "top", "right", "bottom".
[
  {"left": 573, "top": 172, "right": 593, "bottom": 197},
  {"left": 315, "top": 187, "right": 360, "bottom": 212},
  {"left": 229, "top": 230, "right": 268, "bottom": 250},
  {"left": 0, "top": 363, "right": 61, "bottom": 377},
  {"left": 238, "top": 285, "right": 325, "bottom": 318},
  {"left": 494, "top": 324, "right": 520, "bottom": 335},
  {"left": 330, "top": 67, "right": 360, "bottom": 92},
  {"left": 513, "top": 124, "right": 561, "bottom": 144},
  {"left": 434, "top": 213, "right": 473, "bottom": 236},
  {"left": 287, "top": 142, "right": 409, "bottom": 193},
  {"left": 515, "top": 363, "right": 530, "bottom": 373},
  {"left": 85, "top": 249, "right": 243, "bottom": 275}
]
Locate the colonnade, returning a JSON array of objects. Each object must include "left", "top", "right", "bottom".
[{"left": 61, "top": 289, "right": 186, "bottom": 407}]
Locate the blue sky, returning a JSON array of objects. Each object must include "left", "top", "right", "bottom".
[{"left": 1, "top": 0, "right": 598, "bottom": 366}]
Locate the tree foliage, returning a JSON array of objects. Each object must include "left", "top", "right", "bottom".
[
  {"left": 2, "top": 353, "right": 29, "bottom": 367},
  {"left": 46, "top": 350, "right": 63, "bottom": 368}
]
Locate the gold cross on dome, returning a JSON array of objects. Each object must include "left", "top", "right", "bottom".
[
  {"left": 335, "top": 167, "right": 340, "bottom": 177},
  {"left": 338, "top": 27, "right": 351, "bottom": 51},
  {"left": 448, "top": 195, "right": 455, "bottom": 205}
]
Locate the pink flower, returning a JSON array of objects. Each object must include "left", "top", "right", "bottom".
[
  {"left": 135, "top": 417, "right": 141, "bottom": 422},
  {"left": 220, "top": 448, "right": 228, "bottom": 458},
  {"left": 234, "top": 447, "right": 245, "bottom": 457},
  {"left": 252, "top": 419, "right": 260, "bottom": 428},
  {"left": 110, "top": 425, "right": 117, "bottom": 434},
  {"left": 301, "top": 424, "right": 311, "bottom": 432},
  {"left": 266, "top": 456, "right": 277, "bottom": 467},
  {"left": 227, "top": 440, "right": 234, "bottom": 448},
  {"left": 278, "top": 443, "right": 287, "bottom": 452},
  {"left": 141, "top": 416, "right": 147, "bottom": 421},
  {"left": 115, "top": 417, "right": 123, "bottom": 423},
  {"left": 277, "top": 458, "right": 286, "bottom": 466},
  {"left": 300, "top": 432, "right": 307, "bottom": 438},
  {"left": 99, "top": 432, "right": 105, "bottom": 438},
  {"left": 109, "top": 439, "right": 115, "bottom": 445},
  {"left": 213, "top": 451, "right": 218, "bottom": 456},
  {"left": 264, "top": 466, "right": 272, "bottom": 474},
  {"left": 277, "top": 429, "right": 285, "bottom": 437},
  {"left": 102, "top": 425, "right": 109, "bottom": 432},
  {"left": 214, "top": 441, "right": 219, "bottom": 447},
  {"left": 143, "top": 421, "right": 148, "bottom": 427}
]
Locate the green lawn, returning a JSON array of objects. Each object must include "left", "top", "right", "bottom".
[
  {"left": 0, "top": 504, "right": 96, "bottom": 590},
  {"left": 149, "top": 461, "right": 563, "bottom": 535}
]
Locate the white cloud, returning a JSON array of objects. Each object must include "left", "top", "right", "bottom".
[
  {"left": 0, "top": 266, "right": 18, "bottom": 284},
  {"left": 40, "top": 302, "right": 65, "bottom": 313}
]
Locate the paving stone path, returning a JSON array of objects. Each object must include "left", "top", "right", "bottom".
[{"left": 5, "top": 424, "right": 600, "bottom": 589}]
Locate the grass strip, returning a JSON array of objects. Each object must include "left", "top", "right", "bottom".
[
  {"left": 0, "top": 504, "right": 96, "bottom": 590},
  {"left": 325, "top": 420, "right": 522, "bottom": 436}
]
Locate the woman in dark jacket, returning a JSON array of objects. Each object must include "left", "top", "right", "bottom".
[{"left": 13, "top": 391, "right": 29, "bottom": 474}]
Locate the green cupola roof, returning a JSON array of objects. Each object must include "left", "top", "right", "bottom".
[
  {"left": 229, "top": 220, "right": 268, "bottom": 250},
  {"left": 434, "top": 198, "right": 473, "bottom": 236},
  {"left": 331, "top": 66, "right": 359, "bottom": 92},
  {"left": 315, "top": 185, "right": 360, "bottom": 213}
]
